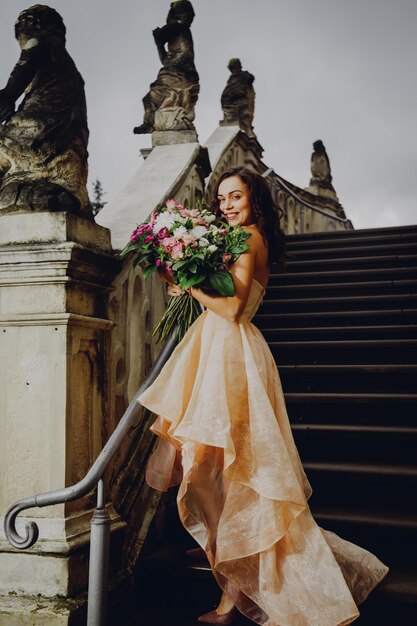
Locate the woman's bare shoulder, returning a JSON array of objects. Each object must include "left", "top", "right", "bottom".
[{"left": 242, "top": 225, "right": 267, "bottom": 252}]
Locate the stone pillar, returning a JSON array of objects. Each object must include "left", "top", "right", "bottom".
[{"left": 0, "top": 211, "right": 121, "bottom": 623}]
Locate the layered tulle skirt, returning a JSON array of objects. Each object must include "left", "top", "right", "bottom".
[{"left": 138, "top": 310, "right": 388, "bottom": 626}]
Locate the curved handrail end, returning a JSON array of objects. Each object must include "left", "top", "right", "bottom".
[{"left": 4, "top": 498, "right": 39, "bottom": 550}]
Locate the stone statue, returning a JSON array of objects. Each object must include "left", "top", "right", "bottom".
[
  {"left": 0, "top": 5, "right": 91, "bottom": 215},
  {"left": 220, "top": 58, "right": 255, "bottom": 136},
  {"left": 309, "top": 140, "right": 336, "bottom": 192},
  {"left": 133, "top": 0, "right": 199, "bottom": 136}
]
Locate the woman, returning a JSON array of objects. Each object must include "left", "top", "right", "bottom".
[{"left": 138, "top": 167, "right": 388, "bottom": 626}]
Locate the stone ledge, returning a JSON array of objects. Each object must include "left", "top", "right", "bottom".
[
  {"left": 0, "top": 312, "right": 114, "bottom": 329},
  {"left": 152, "top": 129, "right": 198, "bottom": 146},
  {"left": 0, "top": 212, "right": 112, "bottom": 252},
  {"left": 0, "top": 594, "right": 85, "bottom": 626}
]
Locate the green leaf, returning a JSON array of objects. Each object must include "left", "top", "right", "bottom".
[
  {"left": 172, "top": 259, "right": 190, "bottom": 270},
  {"left": 120, "top": 243, "right": 138, "bottom": 257},
  {"left": 138, "top": 253, "right": 152, "bottom": 264},
  {"left": 230, "top": 244, "right": 249, "bottom": 254},
  {"left": 143, "top": 265, "right": 158, "bottom": 278},
  {"left": 181, "top": 273, "right": 207, "bottom": 290},
  {"left": 209, "top": 270, "right": 235, "bottom": 296}
]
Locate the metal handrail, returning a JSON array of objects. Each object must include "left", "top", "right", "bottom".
[
  {"left": 4, "top": 329, "right": 179, "bottom": 625},
  {"left": 263, "top": 167, "right": 353, "bottom": 228}
]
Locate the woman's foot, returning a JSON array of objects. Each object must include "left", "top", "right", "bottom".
[
  {"left": 197, "top": 606, "right": 238, "bottom": 624},
  {"left": 185, "top": 546, "right": 208, "bottom": 560}
]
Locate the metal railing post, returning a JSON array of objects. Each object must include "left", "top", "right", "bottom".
[{"left": 87, "top": 479, "right": 111, "bottom": 626}]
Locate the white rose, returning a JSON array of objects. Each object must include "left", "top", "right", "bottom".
[
  {"left": 203, "top": 214, "right": 216, "bottom": 223},
  {"left": 191, "top": 225, "right": 208, "bottom": 239},
  {"left": 198, "top": 237, "right": 210, "bottom": 247},
  {"left": 173, "top": 226, "right": 188, "bottom": 239},
  {"left": 154, "top": 212, "right": 176, "bottom": 233},
  {"left": 207, "top": 244, "right": 218, "bottom": 252}
]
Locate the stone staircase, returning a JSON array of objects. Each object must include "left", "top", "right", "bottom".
[{"left": 119, "top": 224, "right": 417, "bottom": 626}]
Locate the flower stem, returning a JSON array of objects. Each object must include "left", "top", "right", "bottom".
[{"left": 153, "top": 293, "right": 202, "bottom": 343}]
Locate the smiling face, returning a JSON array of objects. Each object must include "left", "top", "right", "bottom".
[{"left": 217, "top": 175, "right": 253, "bottom": 227}]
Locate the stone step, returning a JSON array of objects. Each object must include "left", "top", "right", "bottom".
[
  {"left": 279, "top": 364, "right": 417, "bottom": 393},
  {"left": 287, "top": 396, "right": 417, "bottom": 425},
  {"left": 286, "top": 230, "right": 417, "bottom": 249},
  {"left": 286, "top": 224, "right": 417, "bottom": 243},
  {"left": 260, "top": 292, "right": 417, "bottom": 314},
  {"left": 266, "top": 278, "right": 417, "bottom": 298},
  {"left": 285, "top": 241, "right": 417, "bottom": 261},
  {"left": 304, "top": 460, "right": 417, "bottom": 512},
  {"left": 292, "top": 423, "right": 417, "bottom": 465},
  {"left": 255, "top": 308, "right": 417, "bottom": 328},
  {"left": 262, "top": 324, "right": 417, "bottom": 341},
  {"left": 268, "top": 265, "right": 417, "bottom": 285},
  {"left": 284, "top": 252, "right": 417, "bottom": 272},
  {"left": 312, "top": 506, "right": 417, "bottom": 566},
  {"left": 269, "top": 338, "right": 417, "bottom": 364}
]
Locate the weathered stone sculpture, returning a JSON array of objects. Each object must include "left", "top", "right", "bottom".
[
  {"left": 0, "top": 5, "right": 91, "bottom": 215},
  {"left": 309, "top": 140, "right": 336, "bottom": 192},
  {"left": 220, "top": 58, "right": 255, "bottom": 136},
  {"left": 133, "top": 0, "right": 199, "bottom": 139}
]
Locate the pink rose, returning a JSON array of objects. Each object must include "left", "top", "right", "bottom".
[
  {"left": 222, "top": 253, "right": 232, "bottom": 263},
  {"left": 166, "top": 199, "right": 176, "bottom": 212},
  {"left": 162, "top": 236, "right": 177, "bottom": 252},
  {"left": 170, "top": 242, "right": 185, "bottom": 259},
  {"left": 157, "top": 227, "right": 170, "bottom": 239},
  {"left": 156, "top": 259, "right": 163, "bottom": 267},
  {"left": 144, "top": 234, "right": 155, "bottom": 243}
]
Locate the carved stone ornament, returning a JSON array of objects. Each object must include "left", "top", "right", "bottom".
[
  {"left": 133, "top": 0, "right": 199, "bottom": 135},
  {"left": 309, "top": 140, "right": 336, "bottom": 192},
  {"left": 0, "top": 4, "right": 92, "bottom": 216},
  {"left": 220, "top": 58, "right": 255, "bottom": 137}
]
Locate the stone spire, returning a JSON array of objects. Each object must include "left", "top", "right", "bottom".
[{"left": 305, "top": 140, "right": 339, "bottom": 202}]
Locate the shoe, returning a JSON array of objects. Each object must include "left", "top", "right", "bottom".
[
  {"left": 185, "top": 547, "right": 208, "bottom": 560},
  {"left": 197, "top": 606, "right": 238, "bottom": 624}
]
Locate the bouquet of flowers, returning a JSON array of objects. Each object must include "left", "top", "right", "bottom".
[{"left": 121, "top": 199, "right": 251, "bottom": 341}]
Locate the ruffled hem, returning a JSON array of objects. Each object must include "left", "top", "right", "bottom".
[{"left": 138, "top": 311, "right": 388, "bottom": 626}]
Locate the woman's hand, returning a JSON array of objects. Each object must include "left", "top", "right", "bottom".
[
  {"left": 167, "top": 284, "right": 185, "bottom": 297},
  {"left": 158, "top": 267, "right": 174, "bottom": 284}
]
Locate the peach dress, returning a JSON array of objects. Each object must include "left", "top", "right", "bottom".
[{"left": 138, "top": 279, "right": 389, "bottom": 626}]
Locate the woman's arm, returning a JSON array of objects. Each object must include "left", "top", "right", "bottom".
[{"left": 189, "top": 234, "right": 257, "bottom": 323}]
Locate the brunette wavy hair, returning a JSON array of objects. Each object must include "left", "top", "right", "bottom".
[{"left": 213, "top": 166, "right": 287, "bottom": 269}]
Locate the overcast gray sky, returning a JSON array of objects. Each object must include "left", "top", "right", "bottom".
[{"left": 1, "top": 0, "right": 416, "bottom": 229}]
